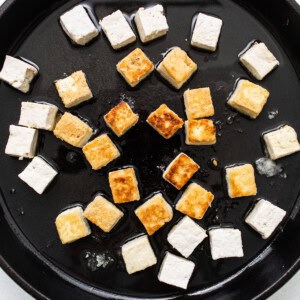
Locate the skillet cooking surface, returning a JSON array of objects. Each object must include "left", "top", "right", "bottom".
[{"left": 0, "top": 0, "right": 299, "bottom": 299}]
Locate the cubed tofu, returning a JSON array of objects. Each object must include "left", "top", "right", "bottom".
[
  {"left": 116, "top": 48, "right": 154, "bottom": 87},
  {"left": 83, "top": 195, "right": 123, "bottom": 232},
  {"left": 104, "top": 101, "right": 139, "bottom": 137},
  {"left": 263, "top": 125, "right": 300, "bottom": 160},
  {"left": 55, "top": 206, "right": 91, "bottom": 244},
  {"left": 185, "top": 119, "right": 216, "bottom": 145},
  {"left": 163, "top": 153, "right": 199, "bottom": 190},
  {"left": 18, "top": 156, "right": 58, "bottom": 194},
  {"left": 158, "top": 252, "right": 195, "bottom": 289},
  {"left": 209, "top": 228, "right": 244, "bottom": 260},
  {"left": 134, "top": 5, "right": 169, "bottom": 43},
  {"left": 82, "top": 134, "right": 120, "bottom": 170},
  {"left": 60, "top": 5, "right": 99, "bottom": 46},
  {"left": 109, "top": 167, "right": 140, "bottom": 203},
  {"left": 227, "top": 79, "right": 269, "bottom": 119},
  {"left": 225, "top": 164, "right": 257, "bottom": 198},
  {"left": 176, "top": 182, "right": 214, "bottom": 219},
  {"left": 156, "top": 47, "right": 197, "bottom": 89},
  {"left": 100, "top": 10, "right": 136, "bottom": 49},
  {"left": 55, "top": 70, "right": 93, "bottom": 108},
  {"left": 240, "top": 42, "right": 279, "bottom": 80},
  {"left": 53, "top": 112, "right": 93, "bottom": 148},
  {"left": 135, "top": 193, "right": 173, "bottom": 235},
  {"left": 0, "top": 55, "right": 38, "bottom": 93},
  {"left": 183, "top": 87, "right": 214, "bottom": 119},
  {"left": 167, "top": 216, "right": 207, "bottom": 258},
  {"left": 18, "top": 102, "right": 58, "bottom": 130},
  {"left": 245, "top": 199, "right": 286, "bottom": 239},
  {"left": 121, "top": 235, "right": 157, "bottom": 274},
  {"left": 146, "top": 104, "right": 184, "bottom": 139},
  {"left": 191, "top": 13, "right": 223, "bottom": 52},
  {"left": 5, "top": 125, "right": 38, "bottom": 158}
]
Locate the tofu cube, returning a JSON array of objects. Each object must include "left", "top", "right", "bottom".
[
  {"left": 184, "top": 87, "right": 215, "bottom": 119},
  {"left": 100, "top": 10, "right": 136, "bottom": 50},
  {"left": 55, "top": 70, "right": 93, "bottom": 108},
  {"left": 225, "top": 164, "right": 257, "bottom": 198},
  {"left": 0, "top": 55, "right": 38, "bottom": 93},
  {"left": 82, "top": 134, "right": 120, "bottom": 170},
  {"left": 83, "top": 195, "right": 123, "bottom": 232},
  {"left": 18, "top": 102, "right": 58, "bottom": 130},
  {"left": 156, "top": 47, "right": 197, "bottom": 89},
  {"left": 104, "top": 101, "right": 139, "bottom": 137},
  {"left": 209, "top": 228, "right": 244, "bottom": 260},
  {"left": 53, "top": 112, "right": 93, "bottom": 148},
  {"left": 167, "top": 216, "right": 207, "bottom": 258},
  {"left": 55, "top": 206, "right": 91, "bottom": 244},
  {"left": 263, "top": 125, "right": 300, "bottom": 160},
  {"left": 185, "top": 119, "right": 216, "bottom": 145},
  {"left": 176, "top": 182, "right": 214, "bottom": 220},
  {"left": 18, "top": 156, "right": 58, "bottom": 194},
  {"left": 245, "top": 199, "right": 286, "bottom": 239},
  {"left": 240, "top": 42, "right": 279, "bottom": 80},
  {"left": 158, "top": 252, "right": 195, "bottom": 289},
  {"left": 109, "top": 167, "right": 140, "bottom": 203},
  {"left": 5, "top": 125, "right": 38, "bottom": 158},
  {"left": 134, "top": 5, "right": 169, "bottom": 43},
  {"left": 135, "top": 193, "right": 173, "bottom": 235},
  {"left": 227, "top": 79, "right": 269, "bottom": 119},
  {"left": 121, "top": 235, "right": 157, "bottom": 274},
  {"left": 163, "top": 153, "right": 199, "bottom": 190},
  {"left": 146, "top": 104, "right": 184, "bottom": 139},
  {"left": 60, "top": 5, "right": 99, "bottom": 46},
  {"left": 191, "top": 13, "right": 223, "bottom": 52},
  {"left": 116, "top": 48, "right": 154, "bottom": 87}
]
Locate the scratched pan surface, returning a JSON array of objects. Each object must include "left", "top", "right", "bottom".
[{"left": 0, "top": 0, "right": 299, "bottom": 299}]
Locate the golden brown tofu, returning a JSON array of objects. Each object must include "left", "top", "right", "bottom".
[
  {"left": 104, "top": 101, "right": 139, "bottom": 137},
  {"left": 226, "top": 164, "right": 257, "bottom": 198},
  {"left": 83, "top": 195, "right": 123, "bottom": 232},
  {"left": 163, "top": 153, "right": 200, "bottom": 190},
  {"left": 109, "top": 167, "right": 140, "bottom": 203},
  {"left": 82, "top": 134, "right": 120, "bottom": 170},
  {"left": 53, "top": 112, "right": 93, "bottom": 148},
  {"left": 185, "top": 119, "right": 216, "bottom": 145},
  {"left": 135, "top": 193, "right": 173, "bottom": 235},
  {"left": 176, "top": 183, "right": 214, "bottom": 219},
  {"left": 157, "top": 47, "right": 197, "bottom": 89},
  {"left": 55, "top": 70, "right": 93, "bottom": 108},
  {"left": 147, "top": 104, "right": 184, "bottom": 139},
  {"left": 116, "top": 48, "right": 154, "bottom": 87},
  {"left": 184, "top": 87, "right": 214, "bottom": 119}
]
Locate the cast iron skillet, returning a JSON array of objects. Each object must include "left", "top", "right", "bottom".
[{"left": 0, "top": 0, "right": 299, "bottom": 299}]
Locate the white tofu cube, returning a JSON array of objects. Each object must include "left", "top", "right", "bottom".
[
  {"left": 18, "top": 102, "right": 58, "bottom": 131},
  {"left": 240, "top": 42, "right": 279, "bottom": 80},
  {"left": 263, "top": 125, "right": 300, "bottom": 160},
  {"left": 5, "top": 125, "right": 38, "bottom": 158},
  {"left": 60, "top": 5, "right": 99, "bottom": 46},
  {"left": 245, "top": 199, "right": 286, "bottom": 239},
  {"left": 209, "top": 228, "right": 244, "bottom": 260},
  {"left": 0, "top": 56, "right": 38, "bottom": 93},
  {"left": 121, "top": 235, "right": 157, "bottom": 274},
  {"left": 18, "top": 156, "right": 58, "bottom": 194},
  {"left": 167, "top": 216, "right": 207, "bottom": 258},
  {"left": 100, "top": 10, "right": 136, "bottom": 50},
  {"left": 191, "top": 13, "right": 223, "bottom": 52},
  {"left": 158, "top": 252, "right": 195, "bottom": 289},
  {"left": 134, "top": 5, "right": 169, "bottom": 43}
]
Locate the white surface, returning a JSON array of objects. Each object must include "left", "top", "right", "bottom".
[{"left": 0, "top": 0, "right": 299, "bottom": 298}]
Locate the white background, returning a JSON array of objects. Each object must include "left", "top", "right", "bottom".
[{"left": 0, "top": 0, "right": 299, "bottom": 298}]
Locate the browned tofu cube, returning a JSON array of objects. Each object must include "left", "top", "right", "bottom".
[{"left": 185, "top": 119, "right": 216, "bottom": 145}]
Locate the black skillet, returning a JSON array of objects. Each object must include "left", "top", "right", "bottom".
[{"left": 0, "top": 0, "right": 299, "bottom": 299}]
